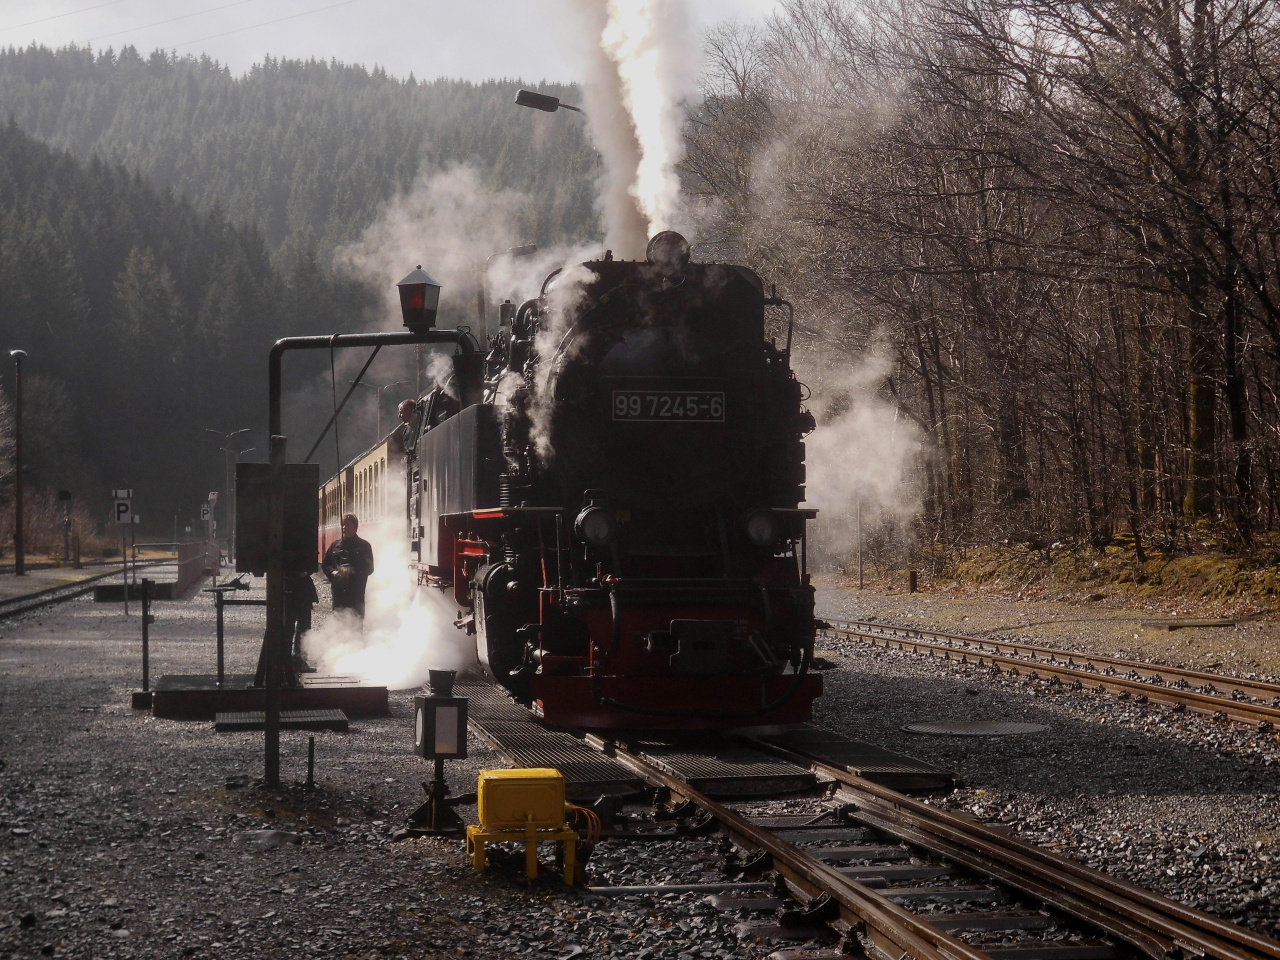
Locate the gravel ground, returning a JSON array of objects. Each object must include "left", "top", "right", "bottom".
[
  {"left": 4, "top": 572, "right": 1279, "bottom": 959},
  {"left": 816, "top": 583, "right": 1280, "bottom": 941},
  {"left": 0, "top": 576, "right": 798, "bottom": 960}
]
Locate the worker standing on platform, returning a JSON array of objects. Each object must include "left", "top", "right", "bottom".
[{"left": 322, "top": 514, "right": 375, "bottom": 618}]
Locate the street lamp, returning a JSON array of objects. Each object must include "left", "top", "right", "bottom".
[
  {"left": 9, "top": 350, "right": 27, "bottom": 576},
  {"left": 205, "top": 428, "right": 250, "bottom": 560},
  {"left": 514, "top": 89, "right": 600, "bottom": 224},
  {"left": 515, "top": 89, "right": 583, "bottom": 113}
]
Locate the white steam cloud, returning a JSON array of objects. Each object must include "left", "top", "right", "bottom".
[
  {"left": 336, "top": 163, "right": 597, "bottom": 340},
  {"left": 570, "top": 0, "right": 699, "bottom": 257},
  {"left": 802, "top": 349, "right": 922, "bottom": 567},
  {"left": 303, "top": 467, "right": 475, "bottom": 689}
]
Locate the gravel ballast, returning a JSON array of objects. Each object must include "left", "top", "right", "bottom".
[
  {"left": 3, "top": 572, "right": 1279, "bottom": 958},
  {"left": 0, "top": 575, "right": 790, "bottom": 959},
  {"left": 817, "top": 584, "right": 1280, "bottom": 941}
]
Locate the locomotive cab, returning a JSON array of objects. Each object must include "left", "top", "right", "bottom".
[{"left": 406, "top": 233, "right": 820, "bottom": 729}]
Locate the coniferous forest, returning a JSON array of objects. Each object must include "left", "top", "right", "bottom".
[{"left": 0, "top": 46, "right": 598, "bottom": 554}]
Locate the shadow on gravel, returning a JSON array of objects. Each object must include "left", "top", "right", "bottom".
[{"left": 812, "top": 656, "right": 1280, "bottom": 800}]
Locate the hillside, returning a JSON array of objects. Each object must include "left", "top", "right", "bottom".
[
  {"left": 0, "top": 120, "right": 372, "bottom": 549},
  {"left": 0, "top": 45, "right": 598, "bottom": 261}
]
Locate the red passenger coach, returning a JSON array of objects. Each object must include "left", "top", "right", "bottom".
[{"left": 318, "top": 434, "right": 402, "bottom": 560}]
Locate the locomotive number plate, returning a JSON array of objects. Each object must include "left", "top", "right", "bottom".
[{"left": 612, "top": 390, "right": 725, "bottom": 422}]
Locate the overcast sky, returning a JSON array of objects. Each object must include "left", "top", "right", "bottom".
[{"left": 0, "top": 0, "right": 778, "bottom": 83}]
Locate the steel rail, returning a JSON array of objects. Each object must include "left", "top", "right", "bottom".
[
  {"left": 824, "top": 618, "right": 1280, "bottom": 704},
  {"left": 745, "top": 736, "right": 1280, "bottom": 960},
  {"left": 0, "top": 562, "right": 171, "bottom": 620},
  {"left": 822, "top": 618, "right": 1280, "bottom": 729},
  {"left": 599, "top": 739, "right": 994, "bottom": 960}
]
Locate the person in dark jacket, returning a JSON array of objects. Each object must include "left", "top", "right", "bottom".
[
  {"left": 284, "top": 570, "right": 319, "bottom": 670},
  {"left": 322, "top": 514, "right": 375, "bottom": 618}
]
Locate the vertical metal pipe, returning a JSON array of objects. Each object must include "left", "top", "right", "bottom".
[
  {"left": 215, "top": 591, "right": 225, "bottom": 688},
  {"left": 10, "top": 350, "right": 24, "bottom": 576},
  {"left": 122, "top": 527, "right": 129, "bottom": 616},
  {"left": 264, "top": 433, "right": 286, "bottom": 787},
  {"left": 431, "top": 757, "right": 445, "bottom": 832},
  {"left": 141, "top": 579, "right": 151, "bottom": 692},
  {"left": 306, "top": 736, "right": 315, "bottom": 789}
]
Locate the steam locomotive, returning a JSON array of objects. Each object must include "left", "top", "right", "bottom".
[{"left": 322, "top": 232, "right": 821, "bottom": 729}]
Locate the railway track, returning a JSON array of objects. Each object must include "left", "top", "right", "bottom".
[
  {"left": 0, "top": 562, "right": 171, "bottom": 620},
  {"left": 819, "top": 617, "right": 1280, "bottom": 730},
  {"left": 585, "top": 735, "right": 1280, "bottom": 960}
]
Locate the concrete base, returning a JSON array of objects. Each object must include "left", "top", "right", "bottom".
[
  {"left": 150, "top": 674, "right": 388, "bottom": 719},
  {"left": 95, "top": 582, "right": 181, "bottom": 602}
]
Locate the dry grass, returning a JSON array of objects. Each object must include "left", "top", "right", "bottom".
[{"left": 919, "top": 538, "right": 1280, "bottom": 618}]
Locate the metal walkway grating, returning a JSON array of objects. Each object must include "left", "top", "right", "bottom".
[
  {"left": 633, "top": 741, "right": 816, "bottom": 798},
  {"left": 455, "top": 678, "right": 643, "bottom": 799},
  {"left": 753, "top": 724, "right": 957, "bottom": 791}
]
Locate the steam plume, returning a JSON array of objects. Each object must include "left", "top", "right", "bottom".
[
  {"left": 802, "top": 349, "right": 922, "bottom": 567},
  {"left": 570, "top": 0, "right": 699, "bottom": 257}
]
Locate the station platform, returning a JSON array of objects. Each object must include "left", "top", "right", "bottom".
[{"left": 0, "top": 562, "right": 119, "bottom": 604}]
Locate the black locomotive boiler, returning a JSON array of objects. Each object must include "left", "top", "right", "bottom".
[{"left": 395, "top": 232, "right": 820, "bottom": 729}]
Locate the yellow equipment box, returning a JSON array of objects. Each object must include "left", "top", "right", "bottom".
[{"left": 476, "top": 768, "right": 566, "bottom": 831}]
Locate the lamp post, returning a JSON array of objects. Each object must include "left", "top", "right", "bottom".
[
  {"left": 9, "top": 349, "right": 27, "bottom": 575},
  {"left": 514, "top": 88, "right": 583, "bottom": 113},
  {"left": 514, "top": 89, "right": 600, "bottom": 232},
  {"left": 205, "top": 428, "right": 249, "bottom": 560}
]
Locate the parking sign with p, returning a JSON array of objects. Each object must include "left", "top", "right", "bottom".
[{"left": 114, "top": 498, "right": 132, "bottom": 525}]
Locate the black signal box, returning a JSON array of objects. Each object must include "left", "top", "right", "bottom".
[{"left": 235, "top": 462, "right": 320, "bottom": 575}]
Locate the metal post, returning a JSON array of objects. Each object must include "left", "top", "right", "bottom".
[
  {"left": 306, "top": 736, "right": 315, "bottom": 789},
  {"left": 431, "top": 757, "right": 446, "bottom": 832},
  {"left": 857, "top": 496, "right": 863, "bottom": 590},
  {"left": 215, "top": 590, "right": 225, "bottom": 688},
  {"left": 141, "top": 579, "right": 151, "bottom": 692},
  {"left": 264, "top": 434, "right": 287, "bottom": 787},
  {"left": 121, "top": 527, "right": 129, "bottom": 616},
  {"left": 10, "top": 350, "right": 26, "bottom": 575}
]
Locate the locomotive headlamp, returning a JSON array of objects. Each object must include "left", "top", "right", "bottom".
[
  {"left": 745, "top": 509, "right": 779, "bottom": 547},
  {"left": 397, "top": 265, "right": 442, "bottom": 332},
  {"left": 575, "top": 505, "right": 618, "bottom": 548}
]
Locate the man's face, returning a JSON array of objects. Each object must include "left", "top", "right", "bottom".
[
  {"left": 399, "top": 402, "right": 416, "bottom": 423},
  {"left": 341, "top": 519, "right": 357, "bottom": 538}
]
